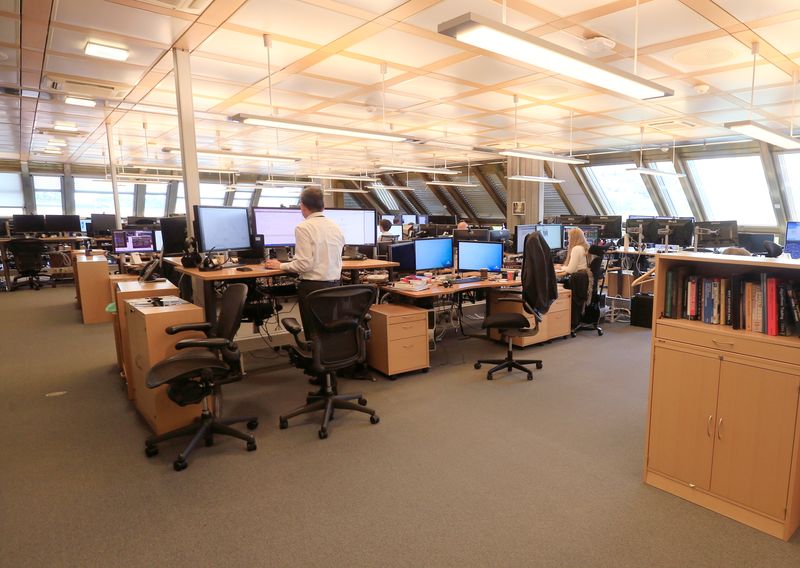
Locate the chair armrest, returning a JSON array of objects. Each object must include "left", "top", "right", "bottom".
[
  {"left": 166, "top": 322, "right": 212, "bottom": 335},
  {"left": 282, "top": 318, "right": 302, "bottom": 336},
  {"left": 175, "top": 338, "right": 232, "bottom": 350}
]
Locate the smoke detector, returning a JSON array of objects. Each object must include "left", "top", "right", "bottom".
[
  {"left": 694, "top": 83, "right": 710, "bottom": 95},
  {"left": 584, "top": 36, "right": 616, "bottom": 54}
]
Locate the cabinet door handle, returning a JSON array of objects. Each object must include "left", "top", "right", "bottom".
[
  {"left": 707, "top": 415, "right": 713, "bottom": 437},
  {"left": 712, "top": 339, "right": 735, "bottom": 347},
  {"left": 717, "top": 417, "right": 723, "bottom": 440}
]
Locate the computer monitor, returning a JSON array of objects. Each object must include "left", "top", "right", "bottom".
[
  {"left": 401, "top": 214, "right": 417, "bottom": 225},
  {"left": 45, "top": 214, "right": 81, "bottom": 233},
  {"left": 127, "top": 216, "right": 157, "bottom": 227},
  {"left": 112, "top": 229, "right": 157, "bottom": 254},
  {"left": 489, "top": 229, "right": 511, "bottom": 247},
  {"left": 560, "top": 214, "right": 589, "bottom": 225},
  {"left": 417, "top": 215, "right": 428, "bottom": 225},
  {"left": 453, "top": 228, "right": 490, "bottom": 245},
  {"left": 784, "top": 222, "right": 800, "bottom": 259},
  {"left": 644, "top": 217, "right": 695, "bottom": 247},
  {"left": 154, "top": 230, "right": 163, "bottom": 252},
  {"left": 193, "top": 206, "right": 251, "bottom": 252},
  {"left": 737, "top": 232, "right": 776, "bottom": 255},
  {"left": 381, "top": 214, "right": 398, "bottom": 224},
  {"left": 536, "top": 224, "right": 563, "bottom": 251},
  {"left": 12, "top": 214, "right": 45, "bottom": 234},
  {"left": 79, "top": 218, "right": 90, "bottom": 233},
  {"left": 159, "top": 216, "right": 188, "bottom": 256},
  {"left": 514, "top": 224, "right": 537, "bottom": 254},
  {"left": 457, "top": 241, "right": 504, "bottom": 273},
  {"left": 562, "top": 225, "right": 600, "bottom": 247},
  {"left": 91, "top": 213, "right": 116, "bottom": 236},
  {"left": 253, "top": 207, "right": 304, "bottom": 247},
  {"left": 382, "top": 224, "right": 403, "bottom": 239},
  {"left": 326, "top": 208, "right": 377, "bottom": 245},
  {"left": 696, "top": 221, "right": 738, "bottom": 248},
  {"left": 586, "top": 215, "right": 622, "bottom": 239},
  {"left": 624, "top": 216, "right": 654, "bottom": 240},
  {"left": 389, "top": 241, "right": 415, "bottom": 272},
  {"left": 414, "top": 237, "right": 454, "bottom": 271},
  {"left": 428, "top": 215, "right": 456, "bottom": 225}
]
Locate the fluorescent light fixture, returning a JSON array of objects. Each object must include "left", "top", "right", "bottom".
[
  {"left": 229, "top": 113, "right": 406, "bottom": 143},
  {"left": 378, "top": 164, "right": 460, "bottom": 175},
  {"left": 508, "top": 175, "right": 565, "bottom": 183},
  {"left": 48, "top": 139, "right": 67, "bottom": 147},
  {"left": 367, "top": 184, "right": 415, "bottom": 191},
  {"left": 626, "top": 167, "right": 686, "bottom": 178},
  {"left": 162, "top": 146, "right": 300, "bottom": 163},
  {"left": 84, "top": 41, "right": 129, "bottom": 62},
  {"left": 425, "top": 180, "right": 479, "bottom": 187},
  {"left": 724, "top": 120, "right": 800, "bottom": 150},
  {"left": 65, "top": 96, "right": 96, "bottom": 108},
  {"left": 115, "top": 173, "right": 184, "bottom": 181},
  {"left": 324, "top": 188, "right": 369, "bottom": 194},
  {"left": 257, "top": 179, "right": 321, "bottom": 187},
  {"left": 53, "top": 122, "right": 78, "bottom": 133},
  {"left": 438, "top": 13, "right": 673, "bottom": 100},
  {"left": 310, "top": 174, "right": 378, "bottom": 182},
  {"left": 499, "top": 149, "right": 588, "bottom": 165},
  {"left": 42, "top": 149, "right": 62, "bottom": 155}
]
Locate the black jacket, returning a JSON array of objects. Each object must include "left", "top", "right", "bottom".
[{"left": 522, "top": 231, "right": 558, "bottom": 314}]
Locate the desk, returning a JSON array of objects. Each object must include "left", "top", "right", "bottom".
[
  {"left": 0, "top": 236, "right": 89, "bottom": 292},
  {"left": 381, "top": 277, "right": 520, "bottom": 299},
  {"left": 487, "top": 286, "right": 572, "bottom": 346}
]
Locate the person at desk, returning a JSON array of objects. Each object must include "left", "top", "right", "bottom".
[
  {"left": 457, "top": 220, "right": 469, "bottom": 230},
  {"left": 379, "top": 219, "right": 394, "bottom": 237},
  {"left": 265, "top": 187, "right": 344, "bottom": 336},
  {"left": 555, "top": 227, "right": 589, "bottom": 277}
]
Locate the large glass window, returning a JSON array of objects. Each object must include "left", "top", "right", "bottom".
[
  {"left": 584, "top": 163, "right": 657, "bottom": 219},
  {"left": 649, "top": 162, "right": 693, "bottom": 218},
  {"left": 686, "top": 156, "right": 776, "bottom": 226},
  {"left": 143, "top": 183, "right": 167, "bottom": 218},
  {"left": 200, "top": 183, "right": 226, "bottom": 206},
  {"left": 33, "top": 175, "right": 63, "bottom": 214},
  {"left": 0, "top": 172, "right": 25, "bottom": 215},
  {"left": 74, "top": 178, "right": 135, "bottom": 217},
  {"left": 257, "top": 186, "right": 301, "bottom": 208},
  {"left": 372, "top": 186, "right": 399, "bottom": 211},
  {"left": 777, "top": 152, "right": 800, "bottom": 221},
  {"left": 175, "top": 182, "right": 186, "bottom": 215},
  {"left": 231, "top": 187, "right": 255, "bottom": 208}
]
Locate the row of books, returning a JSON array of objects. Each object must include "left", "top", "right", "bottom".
[{"left": 663, "top": 268, "right": 800, "bottom": 336}]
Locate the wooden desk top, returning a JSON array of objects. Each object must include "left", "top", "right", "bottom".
[
  {"left": 164, "top": 257, "right": 398, "bottom": 281},
  {"left": 342, "top": 259, "right": 399, "bottom": 270},
  {"left": 116, "top": 280, "right": 177, "bottom": 294},
  {"left": 75, "top": 254, "right": 112, "bottom": 264},
  {"left": 382, "top": 278, "right": 521, "bottom": 298},
  {"left": 0, "top": 236, "right": 88, "bottom": 244}
]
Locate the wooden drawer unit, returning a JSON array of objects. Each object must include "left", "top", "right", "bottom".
[
  {"left": 367, "top": 304, "right": 429, "bottom": 378},
  {"left": 488, "top": 286, "right": 572, "bottom": 347}
]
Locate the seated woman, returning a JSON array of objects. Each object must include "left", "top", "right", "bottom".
[
  {"left": 555, "top": 227, "right": 589, "bottom": 276},
  {"left": 556, "top": 227, "right": 593, "bottom": 327}
]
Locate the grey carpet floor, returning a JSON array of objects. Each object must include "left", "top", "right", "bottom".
[{"left": 1, "top": 286, "right": 799, "bottom": 568}]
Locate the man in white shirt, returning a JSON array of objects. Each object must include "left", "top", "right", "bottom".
[{"left": 266, "top": 187, "right": 344, "bottom": 337}]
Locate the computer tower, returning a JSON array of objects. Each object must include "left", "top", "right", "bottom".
[{"left": 631, "top": 293, "right": 654, "bottom": 328}]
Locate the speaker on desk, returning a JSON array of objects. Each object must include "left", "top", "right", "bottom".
[{"left": 252, "top": 234, "right": 265, "bottom": 259}]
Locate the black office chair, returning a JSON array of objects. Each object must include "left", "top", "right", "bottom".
[
  {"left": 7, "top": 238, "right": 52, "bottom": 290},
  {"left": 764, "top": 241, "right": 783, "bottom": 258},
  {"left": 571, "top": 244, "right": 609, "bottom": 337},
  {"left": 377, "top": 234, "right": 398, "bottom": 260},
  {"left": 144, "top": 283, "right": 258, "bottom": 471},
  {"left": 279, "top": 285, "right": 379, "bottom": 439}
]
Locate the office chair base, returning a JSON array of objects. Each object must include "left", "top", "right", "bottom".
[
  {"left": 144, "top": 410, "right": 258, "bottom": 471},
  {"left": 571, "top": 323, "right": 603, "bottom": 337},
  {"left": 475, "top": 347, "right": 542, "bottom": 381},
  {"left": 279, "top": 389, "right": 377, "bottom": 439}
]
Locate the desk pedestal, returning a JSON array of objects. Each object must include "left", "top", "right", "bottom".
[
  {"left": 367, "top": 304, "right": 430, "bottom": 378},
  {"left": 487, "top": 287, "right": 572, "bottom": 346}
]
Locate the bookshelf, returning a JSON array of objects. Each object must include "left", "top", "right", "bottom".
[{"left": 644, "top": 252, "right": 800, "bottom": 541}]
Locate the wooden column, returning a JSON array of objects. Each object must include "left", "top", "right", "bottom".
[{"left": 506, "top": 157, "right": 543, "bottom": 233}]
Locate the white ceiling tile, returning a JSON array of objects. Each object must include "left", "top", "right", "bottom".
[
  {"left": 587, "top": 124, "right": 640, "bottom": 137},
  {"left": 537, "top": 30, "right": 597, "bottom": 55},
  {"left": 188, "top": 78, "right": 244, "bottom": 100},
  {"left": 0, "top": 67, "right": 18, "bottom": 85},
  {"left": 568, "top": 115, "right": 618, "bottom": 129},
  {"left": 753, "top": 19, "right": 800, "bottom": 56},
  {"left": 698, "top": 64, "right": 791, "bottom": 92},
  {"left": 229, "top": 0, "right": 364, "bottom": 44},
  {"left": 605, "top": 59, "right": 666, "bottom": 81},
  {"left": 693, "top": 108, "right": 768, "bottom": 125},
  {"left": 526, "top": 0, "right": 621, "bottom": 18},
  {"left": 517, "top": 104, "right": 572, "bottom": 120},
  {"left": 347, "top": 28, "right": 462, "bottom": 68},
  {"left": 190, "top": 56, "right": 265, "bottom": 84},
  {"left": 564, "top": 94, "right": 631, "bottom": 112},
  {"left": 333, "top": 0, "right": 407, "bottom": 14},
  {"left": 660, "top": 95, "right": 738, "bottom": 114},
  {"left": 515, "top": 77, "right": 592, "bottom": 100},
  {"left": 712, "top": 0, "right": 800, "bottom": 23},
  {"left": 604, "top": 106, "right": 672, "bottom": 122},
  {"left": 392, "top": 75, "right": 474, "bottom": 99},
  {"left": 274, "top": 75, "right": 355, "bottom": 98},
  {"left": 436, "top": 56, "right": 534, "bottom": 85},
  {"left": 196, "top": 30, "right": 314, "bottom": 67},
  {"left": 0, "top": 16, "right": 17, "bottom": 44},
  {"left": 732, "top": 84, "right": 797, "bottom": 106},
  {"left": 416, "top": 103, "right": 478, "bottom": 119},
  {"left": 317, "top": 103, "right": 378, "bottom": 120},
  {"left": 405, "top": 0, "right": 541, "bottom": 32},
  {"left": 44, "top": 54, "right": 144, "bottom": 87},
  {"left": 243, "top": 89, "right": 325, "bottom": 111},
  {"left": 468, "top": 114, "right": 515, "bottom": 128},
  {"left": 584, "top": 0, "right": 716, "bottom": 48},
  {"left": 649, "top": 36, "right": 754, "bottom": 73},
  {"left": 458, "top": 91, "right": 516, "bottom": 110},
  {"left": 305, "top": 55, "right": 403, "bottom": 85}
]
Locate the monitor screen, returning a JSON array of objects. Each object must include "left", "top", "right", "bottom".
[
  {"left": 159, "top": 216, "right": 187, "bottom": 256},
  {"left": 401, "top": 214, "right": 417, "bottom": 225},
  {"left": 253, "top": 207, "right": 304, "bottom": 247},
  {"left": 453, "top": 228, "right": 490, "bottom": 244},
  {"left": 194, "top": 206, "right": 251, "bottom": 252},
  {"left": 696, "top": 221, "right": 738, "bottom": 248},
  {"left": 80, "top": 218, "right": 90, "bottom": 233},
  {"left": 785, "top": 222, "right": 800, "bottom": 259},
  {"left": 414, "top": 237, "right": 453, "bottom": 271},
  {"left": 45, "top": 214, "right": 81, "bottom": 233},
  {"left": 127, "top": 216, "right": 157, "bottom": 227},
  {"left": 381, "top": 214, "right": 398, "bottom": 224},
  {"left": 12, "top": 214, "right": 45, "bottom": 234},
  {"left": 563, "top": 225, "right": 600, "bottom": 247},
  {"left": 458, "top": 241, "right": 504, "bottom": 272},
  {"left": 90, "top": 213, "right": 116, "bottom": 235},
  {"left": 587, "top": 215, "right": 622, "bottom": 239},
  {"left": 625, "top": 216, "right": 654, "bottom": 238},
  {"left": 326, "top": 208, "right": 376, "bottom": 245},
  {"left": 383, "top": 224, "right": 403, "bottom": 239},
  {"left": 112, "top": 229, "right": 156, "bottom": 253},
  {"left": 737, "top": 232, "right": 776, "bottom": 255},
  {"left": 515, "top": 224, "right": 537, "bottom": 254},
  {"left": 537, "top": 224, "right": 563, "bottom": 251},
  {"left": 417, "top": 215, "right": 428, "bottom": 225},
  {"left": 560, "top": 214, "right": 589, "bottom": 225},
  {"left": 644, "top": 217, "right": 695, "bottom": 247},
  {"left": 389, "top": 241, "right": 415, "bottom": 272},
  {"left": 428, "top": 215, "right": 456, "bottom": 225}
]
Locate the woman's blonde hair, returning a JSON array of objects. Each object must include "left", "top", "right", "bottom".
[{"left": 565, "top": 227, "right": 590, "bottom": 266}]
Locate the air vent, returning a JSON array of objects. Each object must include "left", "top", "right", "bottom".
[
  {"left": 647, "top": 119, "right": 697, "bottom": 131},
  {"left": 44, "top": 75, "right": 128, "bottom": 100}
]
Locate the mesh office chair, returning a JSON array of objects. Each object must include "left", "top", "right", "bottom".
[
  {"left": 280, "top": 285, "right": 379, "bottom": 439},
  {"left": 144, "top": 283, "right": 258, "bottom": 471},
  {"left": 571, "top": 244, "right": 609, "bottom": 337},
  {"left": 7, "top": 238, "right": 52, "bottom": 290}
]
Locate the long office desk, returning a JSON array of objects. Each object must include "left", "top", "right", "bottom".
[
  {"left": 381, "top": 277, "right": 520, "bottom": 299},
  {"left": 0, "top": 236, "right": 89, "bottom": 291}
]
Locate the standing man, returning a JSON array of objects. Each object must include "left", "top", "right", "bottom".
[{"left": 266, "top": 187, "right": 344, "bottom": 337}]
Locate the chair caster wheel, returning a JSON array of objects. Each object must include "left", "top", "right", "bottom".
[
  {"left": 145, "top": 445, "right": 158, "bottom": 458},
  {"left": 246, "top": 441, "right": 257, "bottom": 451},
  {"left": 474, "top": 363, "right": 481, "bottom": 369},
  {"left": 535, "top": 362, "right": 543, "bottom": 369},
  {"left": 487, "top": 375, "right": 493, "bottom": 381},
  {"left": 246, "top": 419, "right": 259, "bottom": 430},
  {"left": 358, "top": 398, "right": 368, "bottom": 406},
  {"left": 204, "top": 438, "right": 214, "bottom": 447},
  {"left": 370, "top": 414, "right": 380, "bottom": 424},
  {"left": 507, "top": 367, "right": 512, "bottom": 373},
  {"left": 570, "top": 332, "right": 576, "bottom": 338},
  {"left": 279, "top": 418, "right": 288, "bottom": 430},
  {"left": 318, "top": 429, "right": 328, "bottom": 439},
  {"left": 598, "top": 329, "right": 604, "bottom": 336},
  {"left": 388, "top": 376, "right": 396, "bottom": 381},
  {"left": 173, "top": 459, "right": 188, "bottom": 472},
  {"left": 422, "top": 368, "right": 429, "bottom": 373},
  {"left": 527, "top": 374, "right": 534, "bottom": 381}
]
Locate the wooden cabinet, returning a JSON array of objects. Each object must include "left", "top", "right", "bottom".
[
  {"left": 367, "top": 304, "right": 429, "bottom": 378},
  {"left": 487, "top": 286, "right": 572, "bottom": 346},
  {"left": 644, "top": 252, "right": 800, "bottom": 541},
  {"left": 75, "top": 255, "right": 113, "bottom": 324}
]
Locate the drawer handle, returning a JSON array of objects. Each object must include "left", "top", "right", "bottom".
[
  {"left": 717, "top": 417, "right": 723, "bottom": 440},
  {"left": 688, "top": 483, "right": 696, "bottom": 489},
  {"left": 403, "top": 344, "right": 414, "bottom": 349},
  {"left": 712, "top": 339, "right": 735, "bottom": 347},
  {"left": 706, "top": 415, "right": 713, "bottom": 437}
]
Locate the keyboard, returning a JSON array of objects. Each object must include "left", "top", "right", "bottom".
[{"left": 453, "top": 276, "right": 481, "bottom": 284}]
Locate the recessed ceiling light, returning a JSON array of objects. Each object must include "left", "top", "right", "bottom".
[
  {"left": 65, "top": 96, "right": 96, "bottom": 108},
  {"left": 53, "top": 122, "right": 78, "bottom": 133},
  {"left": 85, "top": 41, "right": 129, "bottom": 62}
]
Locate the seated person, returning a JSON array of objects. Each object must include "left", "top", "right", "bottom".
[
  {"left": 379, "top": 219, "right": 394, "bottom": 237},
  {"left": 457, "top": 220, "right": 469, "bottom": 230},
  {"left": 554, "top": 227, "right": 589, "bottom": 277}
]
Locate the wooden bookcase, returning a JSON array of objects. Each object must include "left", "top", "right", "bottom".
[{"left": 644, "top": 252, "right": 800, "bottom": 540}]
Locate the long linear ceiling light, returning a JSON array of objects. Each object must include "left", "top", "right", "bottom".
[
  {"left": 438, "top": 13, "right": 673, "bottom": 100},
  {"left": 229, "top": 113, "right": 406, "bottom": 143},
  {"left": 508, "top": 175, "right": 565, "bottom": 183},
  {"left": 325, "top": 188, "right": 370, "bottom": 194},
  {"left": 378, "top": 164, "right": 460, "bottom": 175},
  {"left": 310, "top": 174, "right": 378, "bottom": 182},
  {"left": 367, "top": 184, "right": 415, "bottom": 191},
  {"left": 162, "top": 146, "right": 300, "bottom": 163},
  {"left": 425, "top": 180, "right": 479, "bottom": 187},
  {"left": 257, "top": 179, "right": 322, "bottom": 187},
  {"left": 626, "top": 127, "right": 687, "bottom": 178},
  {"left": 499, "top": 149, "right": 587, "bottom": 165}
]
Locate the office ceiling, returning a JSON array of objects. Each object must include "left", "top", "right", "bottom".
[{"left": 1, "top": 0, "right": 799, "bottom": 175}]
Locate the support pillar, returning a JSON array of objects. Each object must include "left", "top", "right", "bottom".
[
  {"left": 506, "top": 157, "right": 543, "bottom": 233},
  {"left": 173, "top": 48, "right": 201, "bottom": 237},
  {"left": 106, "top": 123, "right": 122, "bottom": 229}
]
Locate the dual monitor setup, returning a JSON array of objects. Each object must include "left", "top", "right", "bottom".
[
  {"left": 513, "top": 215, "right": 622, "bottom": 254},
  {"left": 390, "top": 238, "right": 504, "bottom": 274},
  {"left": 12, "top": 214, "right": 83, "bottom": 234}
]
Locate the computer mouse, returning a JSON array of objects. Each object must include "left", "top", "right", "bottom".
[{"left": 236, "top": 267, "right": 253, "bottom": 272}]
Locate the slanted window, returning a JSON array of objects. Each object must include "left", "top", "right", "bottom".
[
  {"left": 74, "top": 178, "right": 135, "bottom": 217},
  {"left": 199, "top": 183, "right": 226, "bottom": 206},
  {"left": 143, "top": 183, "right": 168, "bottom": 218},
  {"left": 0, "top": 172, "right": 25, "bottom": 215},
  {"left": 648, "top": 162, "right": 693, "bottom": 218},
  {"left": 32, "top": 175, "right": 63, "bottom": 214},
  {"left": 584, "top": 163, "right": 658, "bottom": 219},
  {"left": 257, "top": 186, "right": 301, "bottom": 208},
  {"left": 776, "top": 152, "right": 800, "bottom": 220}
]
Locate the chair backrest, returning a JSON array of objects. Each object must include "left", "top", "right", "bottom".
[
  {"left": 306, "top": 284, "right": 376, "bottom": 372},
  {"left": 764, "top": 241, "right": 783, "bottom": 258},
  {"left": 520, "top": 231, "right": 557, "bottom": 316},
  {"left": 7, "top": 238, "right": 47, "bottom": 272},
  {"left": 215, "top": 283, "right": 248, "bottom": 341}
]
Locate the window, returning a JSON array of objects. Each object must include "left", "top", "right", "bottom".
[
  {"left": 73, "top": 178, "right": 135, "bottom": 217},
  {"left": 200, "top": 183, "right": 226, "bottom": 206},
  {"left": 777, "top": 152, "right": 800, "bottom": 220},
  {"left": 649, "top": 162, "right": 693, "bottom": 218},
  {"left": 257, "top": 186, "right": 301, "bottom": 208},
  {"left": 231, "top": 188, "right": 255, "bottom": 208},
  {"left": 584, "top": 163, "right": 657, "bottom": 219},
  {"left": 0, "top": 172, "right": 24, "bottom": 215},
  {"left": 143, "top": 183, "right": 167, "bottom": 218},
  {"left": 175, "top": 182, "right": 186, "bottom": 215},
  {"left": 686, "top": 155, "right": 776, "bottom": 226},
  {"left": 33, "top": 175, "right": 63, "bottom": 214},
  {"left": 372, "top": 186, "right": 399, "bottom": 211}
]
